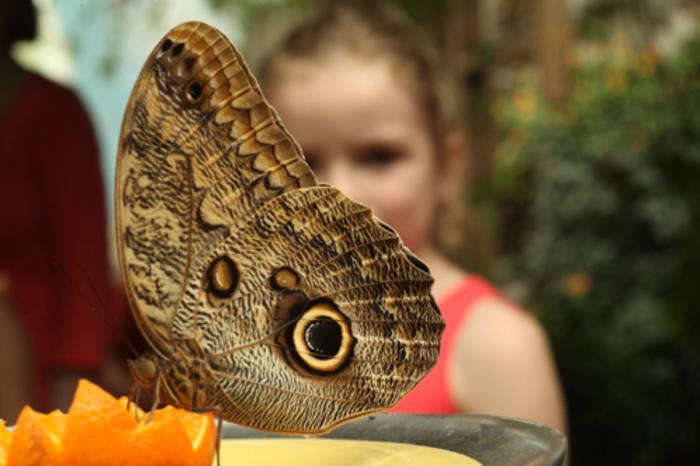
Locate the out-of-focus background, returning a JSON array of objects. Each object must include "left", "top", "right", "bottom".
[{"left": 3, "top": 0, "right": 700, "bottom": 464}]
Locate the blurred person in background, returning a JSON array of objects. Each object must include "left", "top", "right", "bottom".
[
  {"left": 0, "top": 0, "right": 111, "bottom": 420},
  {"left": 259, "top": 1, "right": 567, "bottom": 434}
]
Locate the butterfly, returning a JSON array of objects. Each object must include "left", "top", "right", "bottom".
[{"left": 115, "top": 21, "right": 444, "bottom": 434}]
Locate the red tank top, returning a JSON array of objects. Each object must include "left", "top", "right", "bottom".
[{"left": 389, "top": 276, "right": 498, "bottom": 414}]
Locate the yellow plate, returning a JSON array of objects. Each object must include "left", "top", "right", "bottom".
[{"left": 219, "top": 438, "right": 481, "bottom": 465}]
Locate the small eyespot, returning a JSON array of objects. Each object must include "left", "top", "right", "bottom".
[
  {"left": 187, "top": 82, "right": 202, "bottom": 102},
  {"left": 290, "top": 303, "right": 353, "bottom": 374},
  {"left": 207, "top": 256, "right": 239, "bottom": 299},
  {"left": 172, "top": 43, "right": 184, "bottom": 56},
  {"left": 160, "top": 38, "right": 173, "bottom": 52},
  {"left": 271, "top": 267, "right": 300, "bottom": 290}
]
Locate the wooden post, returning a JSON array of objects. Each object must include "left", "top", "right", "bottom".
[
  {"left": 444, "top": 0, "right": 478, "bottom": 77},
  {"left": 537, "top": 0, "right": 571, "bottom": 103}
]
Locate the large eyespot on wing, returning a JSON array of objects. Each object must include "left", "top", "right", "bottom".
[
  {"left": 184, "top": 186, "right": 444, "bottom": 433},
  {"left": 116, "top": 22, "right": 318, "bottom": 354}
]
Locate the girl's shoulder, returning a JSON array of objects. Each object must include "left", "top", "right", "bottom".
[
  {"left": 438, "top": 275, "right": 511, "bottom": 323},
  {"left": 451, "top": 277, "right": 545, "bottom": 345},
  {"left": 448, "top": 278, "right": 553, "bottom": 381},
  {"left": 445, "top": 279, "right": 567, "bottom": 432}
]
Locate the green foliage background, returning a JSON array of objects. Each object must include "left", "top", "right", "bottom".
[
  {"left": 217, "top": 1, "right": 700, "bottom": 463},
  {"left": 494, "top": 35, "right": 700, "bottom": 465}
]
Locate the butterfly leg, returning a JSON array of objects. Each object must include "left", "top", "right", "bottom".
[
  {"left": 199, "top": 408, "right": 223, "bottom": 466},
  {"left": 215, "top": 410, "right": 222, "bottom": 466},
  {"left": 145, "top": 375, "right": 162, "bottom": 424},
  {"left": 127, "top": 384, "right": 143, "bottom": 422}
]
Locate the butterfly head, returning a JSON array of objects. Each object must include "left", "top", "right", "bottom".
[
  {"left": 128, "top": 346, "right": 212, "bottom": 411},
  {"left": 128, "top": 354, "right": 159, "bottom": 390}
]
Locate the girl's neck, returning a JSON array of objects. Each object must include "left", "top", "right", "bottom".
[{"left": 412, "top": 244, "right": 467, "bottom": 301}]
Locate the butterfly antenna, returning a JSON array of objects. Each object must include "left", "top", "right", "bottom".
[
  {"left": 52, "top": 262, "right": 140, "bottom": 358},
  {"left": 77, "top": 265, "right": 142, "bottom": 358}
]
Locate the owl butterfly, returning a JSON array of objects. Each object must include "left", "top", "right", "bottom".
[{"left": 116, "top": 21, "right": 444, "bottom": 434}]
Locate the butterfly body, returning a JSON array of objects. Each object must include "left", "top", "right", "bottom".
[
  {"left": 129, "top": 340, "right": 213, "bottom": 411},
  {"left": 117, "top": 21, "right": 444, "bottom": 434}
]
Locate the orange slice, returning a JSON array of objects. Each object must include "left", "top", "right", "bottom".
[
  {"left": 0, "top": 420, "right": 11, "bottom": 466},
  {"left": 130, "top": 406, "right": 216, "bottom": 466},
  {"left": 0, "top": 379, "right": 216, "bottom": 466},
  {"left": 6, "top": 406, "right": 64, "bottom": 466},
  {"left": 61, "top": 380, "right": 138, "bottom": 465},
  {"left": 182, "top": 411, "right": 217, "bottom": 466}
]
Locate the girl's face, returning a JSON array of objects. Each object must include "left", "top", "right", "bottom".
[{"left": 267, "top": 53, "right": 446, "bottom": 253}]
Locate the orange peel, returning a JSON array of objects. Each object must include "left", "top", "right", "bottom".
[{"left": 0, "top": 379, "right": 216, "bottom": 466}]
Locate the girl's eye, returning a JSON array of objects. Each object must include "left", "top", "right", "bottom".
[{"left": 357, "top": 146, "right": 403, "bottom": 167}]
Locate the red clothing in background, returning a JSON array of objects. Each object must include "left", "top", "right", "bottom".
[
  {"left": 390, "top": 276, "right": 499, "bottom": 413},
  {"left": 0, "top": 73, "right": 110, "bottom": 407}
]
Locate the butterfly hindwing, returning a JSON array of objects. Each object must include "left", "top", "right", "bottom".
[{"left": 172, "top": 186, "right": 442, "bottom": 433}]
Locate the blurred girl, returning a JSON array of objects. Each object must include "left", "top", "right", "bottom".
[{"left": 258, "top": 1, "right": 567, "bottom": 433}]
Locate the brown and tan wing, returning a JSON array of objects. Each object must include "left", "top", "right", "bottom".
[
  {"left": 115, "top": 22, "right": 315, "bottom": 354},
  {"left": 173, "top": 185, "right": 444, "bottom": 433},
  {"left": 118, "top": 21, "right": 444, "bottom": 433}
]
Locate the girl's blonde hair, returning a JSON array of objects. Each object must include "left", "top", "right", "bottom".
[
  {"left": 258, "top": 0, "right": 461, "bottom": 156},
  {"left": 257, "top": 0, "right": 493, "bottom": 271}
]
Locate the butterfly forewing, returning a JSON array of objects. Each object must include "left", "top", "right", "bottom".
[
  {"left": 116, "top": 21, "right": 444, "bottom": 433},
  {"left": 116, "top": 22, "right": 315, "bottom": 353}
]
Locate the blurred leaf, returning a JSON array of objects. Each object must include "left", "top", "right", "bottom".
[{"left": 494, "top": 30, "right": 700, "bottom": 466}]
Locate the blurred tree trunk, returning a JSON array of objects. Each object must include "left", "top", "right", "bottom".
[
  {"left": 441, "top": 0, "right": 498, "bottom": 272},
  {"left": 443, "top": 0, "right": 478, "bottom": 76},
  {"left": 443, "top": 0, "right": 495, "bottom": 183},
  {"left": 537, "top": 0, "right": 571, "bottom": 103}
]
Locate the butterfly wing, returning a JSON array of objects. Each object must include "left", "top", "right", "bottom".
[
  {"left": 117, "top": 21, "right": 444, "bottom": 433},
  {"left": 174, "top": 186, "right": 444, "bottom": 433},
  {"left": 116, "top": 21, "right": 315, "bottom": 354}
]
